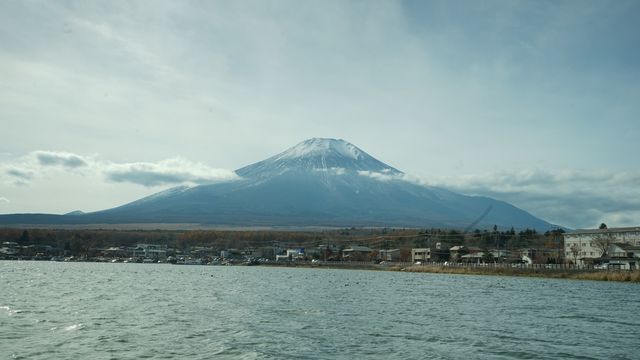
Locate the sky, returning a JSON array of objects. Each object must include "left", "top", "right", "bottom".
[{"left": 1, "top": 0, "right": 639, "bottom": 229}]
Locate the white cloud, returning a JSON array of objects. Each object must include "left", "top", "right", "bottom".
[
  {"left": 315, "top": 167, "right": 346, "bottom": 176},
  {"left": 357, "top": 170, "right": 431, "bottom": 187},
  {"left": 0, "top": 197, "right": 9, "bottom": 204},
  {"left": 1, "top": 151, "right": 237, "bottom": 188},
  {"left": 357, "top": 170, "right": 403, "bottom": 182},
  {"left": 104, "top": 158, "right": 239, "bottom": 187},
  {"left": 0, "top": 150, "right": 240, "bottom": 214}
]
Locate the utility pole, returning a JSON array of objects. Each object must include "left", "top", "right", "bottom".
[{"left": 493, "top": 225, "right": 498, "bottom": 263}]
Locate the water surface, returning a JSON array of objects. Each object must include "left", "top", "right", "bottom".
[{"left": 1, "top": 262, "right": 638, "bottom": 359}]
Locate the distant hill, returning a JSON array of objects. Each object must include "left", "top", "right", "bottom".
[{"left": 0, "top": 138, "right": 556, "bottom": 230}]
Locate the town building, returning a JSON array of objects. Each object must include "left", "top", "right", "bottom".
[
  {"left": 101, "top": 246, "right": 130, "bottom": 258},
  {"left": 342, "top": 245, "right": 373, "bottom": 261},
  {"left": 603, "top": 243, "right": 640, "bottom": 270},
  {"left": 379, "top": 249, "right": 401, "bottom": 262},
  {"left": 0, "top": 242, "right": 20, "bottom": 258},
  {"left": 430, "top": 242, "right": 449, "bottom": 262},
  {"left": 411, "top": 248, "right": 430, "bottom": 263},
  {"left": 132, "top": 244, "right": 167, "bottom": 260},
  {"left": 563, "top": 227, "right": 640, "bottom": 266},
  {"left": 449, "top": 246, "right": 481, "bottom": 262},
  {"left": 276, "top": 248, "right": 305, "bottom": 262}
]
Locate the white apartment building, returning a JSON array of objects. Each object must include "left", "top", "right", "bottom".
[{"left": 564, "top": 227, "right": 640, "bottom": 266}]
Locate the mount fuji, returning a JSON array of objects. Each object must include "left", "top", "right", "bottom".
[{"left": 0, "top": 138, "right": 555, "bottom": 230}]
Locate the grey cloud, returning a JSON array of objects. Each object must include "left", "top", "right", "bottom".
[
  {"left": 1, "top": 152, "right": 89, "bottom": 187},
  {"left": 430, "top": 170, "right": 640, "bottom": 229},
  {"left": 104, "top": 159, "right": 239, "bottom": 187},
  {"left": 36, "top": 151, "right": 88, "bottom": 168},
  {"left": 6, "top": 168, "right": 33, "bottom": 181},
  {"left": 107, "top": 170, "right": 199, "bottom": 187},
  {"left": 357, "top": 168, "right": 640, "bottom": 228}
]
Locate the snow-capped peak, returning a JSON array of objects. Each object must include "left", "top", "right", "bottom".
[
  {"left": 235, "top": 138, "right": 402, "bottom": 178},
  {"left": 275, "top": 138, "right": 362, "bottom": 161}
]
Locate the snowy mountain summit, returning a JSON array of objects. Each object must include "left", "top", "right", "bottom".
[
  {"left": 278, "top": 137, "right": 363, "bottom": 160},
  {"left": 236, "top": 138, "right": 401, "bottom": 178}
]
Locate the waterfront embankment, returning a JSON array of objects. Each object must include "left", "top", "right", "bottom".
[
  {"left": 263, "top": 261, "right": 640, "bottom": 283},
  {"left": 394, "top": 264, "right": 640, "bottom": 282}
]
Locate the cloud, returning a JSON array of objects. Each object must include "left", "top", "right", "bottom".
[
  {"left": 427, "top": 170, "right": 640, "bottom": 229},
  {"left": 315, "top": 167, "right": 346, "bottom": 175},
  {"left": 104, "top": 158, "right": 239, "bottom": 187},
  {"left": 357, "top": 168, "right": 639, "bottom": 229},
  {"left": 0, "top": 1, "right": 638, "bottom": 222},
  {"left": 1, "top": 151, "right": 238, "bottom": 188},
  {"left": 1, "top": 151, "right": 90, "bottom": 187},
  {"left": 358, "top": 170, "right": 401, "bottom": 182},
  {"left": 35, "top": 151, "right": 88, "bottom": 168},
  {"left": 357, "top": 170, "right": 430, "bottom": 187},
  {"left": 0, "top": 196, "right": 9, "bottom": 204},
  {"left": 6, "top": 168, "right": 33, "bottom": 181}
]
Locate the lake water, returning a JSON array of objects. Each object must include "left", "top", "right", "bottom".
[{"left": 1, "top": 261, "right": 638, "bottom": 359}]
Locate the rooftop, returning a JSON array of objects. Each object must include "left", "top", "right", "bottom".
[{"left": 566, "top": 227, "right": 640, "bottom": 235}]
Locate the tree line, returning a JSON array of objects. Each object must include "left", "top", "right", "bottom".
[{"left": 0, "top": 226, "right": 564, "bottom": 258}]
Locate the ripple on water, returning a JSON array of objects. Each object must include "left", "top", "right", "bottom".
[{"left": 63, "top": 323, "right": 83, "bottom": 331}]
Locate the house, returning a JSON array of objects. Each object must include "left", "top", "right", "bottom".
[
  {"left": 379, "top": 249, "right": 401, "bottom": 262},
  {"left": 132, "top": 244, "right": 167, "bottom": 260},
  {"left": 449, "top": 246, "right": 481, "bottom": 262},
  {"left": 461, "top": 252, "right": 484, "bottom": 263},
  {"left": 411, "top": 248, "right": 430, "bottom": 263},
  {"left": 489, "top": 249, "right": 509, "bottom": 260},
  {"left": 519, "top": 248, "right": 562, "bottom": 264},
  {"left": 596, "top": 243, "right": 640, "bottom": 270},
  {"left": 430, "top": 242, "right": 450, "bottom": 262},
  {"left": 276, "top": 248, "right": 305, "bottom": 262},
  {"left": 317, "top": 244, "right": 341, "bottom": 261},
  {"left": 0, "top": 242, "right": 20, "bottom": 258},
  {"left": 608, "top": 243, "right": 640, "bottom": 259},
  {"left": 342, "top": 245, "right": 373, "bottom": 261},
  {"left": 449, "top": 246, "right": 466, "bottom": 262},
  {"left": 101, "top": 246, "right": 130, "bottom": 258},
  {"left": 563, "top": 227, "right": 640, "bottom": 266}
]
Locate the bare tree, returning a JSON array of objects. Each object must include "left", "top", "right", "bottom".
[
  {"left": 593, "top": 231, "right": 615, "bottom": 258},
  {"left": 569, "top": 243, "right": 581, "bottom": 265}
]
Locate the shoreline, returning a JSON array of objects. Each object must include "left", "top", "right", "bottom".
[
  {"left": 4, "top": 259, "right": 639, "bottom": 283},
  {"left": 395, "top": 264, "right": 640, "bottom": 282},
  {"left": 262, "top": 262, "right": 640, "bottom": 283}
]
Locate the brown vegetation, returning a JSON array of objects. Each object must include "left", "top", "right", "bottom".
[{"left": 393, "top": 264, "right": 640, "bottom": 283}]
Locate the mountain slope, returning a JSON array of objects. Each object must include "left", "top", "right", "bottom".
[{"left": 0, "top": 138, "right": 555, "bottom": 230}]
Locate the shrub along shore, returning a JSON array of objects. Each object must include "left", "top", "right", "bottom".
[
  {"left": 392, "top": 264, "right": 640, "bottom": 283},
  {"left": 267, "top": 262, "right": 640, "bottom": 283}
]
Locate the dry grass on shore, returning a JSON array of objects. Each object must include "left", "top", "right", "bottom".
[{"left": 392, "top": 264, "right": 640, "bottom": 283}]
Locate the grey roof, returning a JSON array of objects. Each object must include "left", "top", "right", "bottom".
[
  {"left": 343, "top": 245, "right": 373, "bottom": 252},
  {"left": 566, "top": 227, "right": 640, "bottom": 235},
  {"left": 612, "top": 243, "right": 640, "bottom": 251}
]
